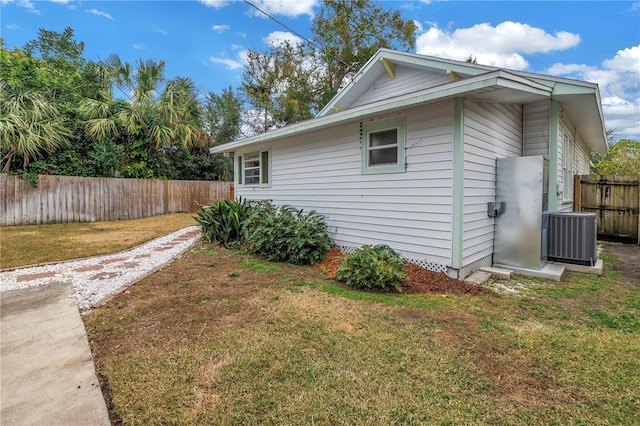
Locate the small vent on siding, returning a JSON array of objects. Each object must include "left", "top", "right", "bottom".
[{"left": 548, "top": 213, "right": 597, "bottom": 266}]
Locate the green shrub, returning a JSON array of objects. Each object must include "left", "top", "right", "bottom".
[
  {"left": 245, "top": 201, "right": 330, "bottom": 265},
  {"left": 335, "top": 245, "right": 406, "bottom": 292},
  {"left": 193, "top": 198, "right": 250, "bottom": 248}
]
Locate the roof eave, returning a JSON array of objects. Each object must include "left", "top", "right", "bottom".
[{"left": 211, "top": 71, "right": 552, "bottom": 154}]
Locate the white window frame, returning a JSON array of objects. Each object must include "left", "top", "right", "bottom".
[
  {"left": 361, "top": 118, "right": 406, "bottom": 174},
  {"left": 562, "top": 131, "right": 574, "bottom": 202},
  {"left": 235, "top": 149, "right": 271, "bottom": 187}
]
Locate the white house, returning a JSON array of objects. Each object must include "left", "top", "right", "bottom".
[{"left": 211, "top": 49, "right": 607, "bottom": 279}]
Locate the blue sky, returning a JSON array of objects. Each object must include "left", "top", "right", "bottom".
[{"left": 2, "top": 0, "right": 639, "bottom": 139}]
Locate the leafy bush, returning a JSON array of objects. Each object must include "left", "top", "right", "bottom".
[
  {"left": 335, "top": 245, "right": 406, "bottom": 292},
  {"left": 193, "top": 198, "right": 250, "bottom": 248},
  {"left": 245, "top": 201, "right": 330, "bottom": 265}
]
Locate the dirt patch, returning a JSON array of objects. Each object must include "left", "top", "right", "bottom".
[
  {"left": 316, "top": 248, "right": 484, "bottom": 295},
  {"left": 605, "top": 243, "right": 640, "bottom": 284}
]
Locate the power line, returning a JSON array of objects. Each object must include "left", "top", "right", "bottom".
[
  {"left": 241, "top": 0, "right": 350, "bottom": 69},
  {"left": 242, "top": 0, "right": 320, "bottom": 51}
]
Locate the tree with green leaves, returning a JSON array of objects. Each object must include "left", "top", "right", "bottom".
[
  {"left": 0, "top": 82, "right": 72, "bottom": 171},
  {"left": 205, "top": 86, "right": 243, "bottom": 145},
  {"left": 591, "top": 139, "right": 640, "bottom": 176},
  {"left": 1, "top": 30, "right": 119, "bottom": 175},
  {"left": 239, "top": 0, "right": 416, "bottom": 132},
  {"left": 81, "top": 54, "right": 211, "bottom": 177},
  {"left": 83, "top": 54, "right": 209, "bottom": 150},
  {"left": 310, "top": 0, "right": 416, "bottom": 106},
  {"left": 240, "top": 41, "right": 321, "bottom": 134}
]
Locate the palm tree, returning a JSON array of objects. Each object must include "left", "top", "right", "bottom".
[
  {"left": 81, "top": 54, "right": 209, "bottom": 151},
  {"left": 0, "top": 82, "right": 71, "bottom": 171}
]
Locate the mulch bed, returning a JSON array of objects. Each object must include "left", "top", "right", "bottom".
[{"left": 316, "top": 248, "right": 484, "bottom": 295}]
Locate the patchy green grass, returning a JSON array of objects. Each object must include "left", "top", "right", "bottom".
[
  {"left": 84, "top": 242, "right": 640, "bottom": 425},
  {"left": 240, "top": 258, "right": 279, "bottom": 273},
  {"left": 1, "top": 213, "right": 197, "bottom": 269}
]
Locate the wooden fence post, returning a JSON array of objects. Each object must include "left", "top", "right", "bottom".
[{"left": 573, "top": 175, "right": 581, "bottom": 212}]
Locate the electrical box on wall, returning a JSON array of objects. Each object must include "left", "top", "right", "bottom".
[{"left": 487, "top": 201, "right": 505, "bottom": 217}]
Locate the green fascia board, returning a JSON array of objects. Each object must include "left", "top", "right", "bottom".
[
  {"left": 451, "top": 98, "right": 464, "bottom": 270},
  {"left": 548, "top": 83, "right": 597, "bottom": 96},
  {"left": 375, "top": 49, "right": 496, "bottom": 75},
  {"left": 211, "top": 71, "right": 552, "bottom": 154},
  {"left": 511, "top": 71, "right": 599, "bottom": 95},
  {"left": 494, "top": 76, "right": 552, "bottom": 97}
]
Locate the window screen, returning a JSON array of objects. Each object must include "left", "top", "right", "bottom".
[{"left": 368, "top": 128, "right": 398, "bottom": 166}]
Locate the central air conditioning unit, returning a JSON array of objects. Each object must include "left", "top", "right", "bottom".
[{"left": 547, "top": 212, "right": 597, "bottom": 266}]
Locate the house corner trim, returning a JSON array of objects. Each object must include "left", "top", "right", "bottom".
[
  {"left": 452, "top": 98, "right": 464, "bottom": 269},
  {"left": 549, "top": 99, "right": 560, "bottom": 212}
]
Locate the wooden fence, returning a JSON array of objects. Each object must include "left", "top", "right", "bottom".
[
  {"left": 574, "top": 175, "right": 640, "bottom": 242},
  {"left": 0, "top": 174, "right": 233, "bottom": 226}
]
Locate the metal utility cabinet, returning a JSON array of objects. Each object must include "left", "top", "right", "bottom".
[{"left": 493, "top": 155, "right": 550, "bottom": 270}]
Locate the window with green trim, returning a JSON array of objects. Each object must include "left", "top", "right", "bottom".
[
  {"left": 235, "top": 149, "right": 271, "bottom": 187},
  {"left": 361, "top": 118, "right": 406, "bottom": 174}
]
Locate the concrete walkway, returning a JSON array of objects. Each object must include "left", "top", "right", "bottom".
[
  {"left": 1, "top": 227, "right": 201, "bottom": 425},
  {"left": 1, "top": 283, "right": 110, "bottom": 426}
]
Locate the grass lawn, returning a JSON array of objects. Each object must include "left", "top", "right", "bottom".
[
  {"left": 4, "top": 217, "right": 637, "bottom": 423},
  {"left": 80, "top": 239, "right": 640, "bottom": 425},
  {"left": 0, "top": 213, "right": 197, "bottom": 269}
]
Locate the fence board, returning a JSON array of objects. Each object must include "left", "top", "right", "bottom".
[
  {"left": 0, "top": 174, "right": 232, "bottom": 226},
  {"left": 574, "top": 175, "right": 640, "bottom": 242}
]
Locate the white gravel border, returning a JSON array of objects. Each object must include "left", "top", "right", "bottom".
[{"left": 1, "top": 226, "right": 201, "bottom": 311}]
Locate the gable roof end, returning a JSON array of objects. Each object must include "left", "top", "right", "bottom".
[
  {"left": 211, "top": 49, "right": 608, "bottom": 155},
  {"left": 317, "top": 48, "right": 496, "bottom": 117}
]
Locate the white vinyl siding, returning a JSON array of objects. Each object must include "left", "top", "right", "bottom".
[
  {"left": 351, "top": 66, "right": 451, "bottom": 109},
  {"left": 463, "top": 100, "right": 523, "bottom": 265},
  {"left": 574, "top": 134, "right": 590, "bottom": 175},
  {"left": 236, "top": 102, "right": 455, "bottom": 266},
  {"left": 562, "top": 130, "right": 574, "bottom": 202},
  {"left": 523, "top": 100, "right": 550, "bottom": 156},
  {"left": 557, "top": 117, "right": 589, "bottom": 212}
]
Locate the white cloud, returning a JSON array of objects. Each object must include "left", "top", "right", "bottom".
[
  {"left": 87, "top": 8, "right": 113, "bottom": 19},
  {"left": 209, "top": 50, "right": 248, "bottom": 71},
  {"left": 3, "top": 0, "right": 40, "bottom": 15},
  {"left": 49, "top": 0, "right": 70, "bottom": 3},
  {"left": 602, "top": 45, "right": 640, "bottom": 75},
  {"left": 248, "top": 0, "right": 317, "bottom": 18},
  {"left": 133, "top": 43, "right": 146, "bottom": 50},
  {"left": 416, "top": 21, "right": 580, "bottom": 70},
  {"left": 212, "top": 24, "right": 230, "bottom": 33},
  {"left": 264, "top": 31, "right": 302, "bottom": 48},
  {"left": 199, "top": 0, "right": 231, "bottom": 9},
  {"left": 413, "top": 20, "right": 423, "bottom": 33},
  {"left": 5, "top": 24, "right": 20, "bottom": 30},
  {"left": 153, "top": 26, "right": 168, "bottom": 36},
  {"left": 545, "top": 45, "right": 640, "bottom": 139}
]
